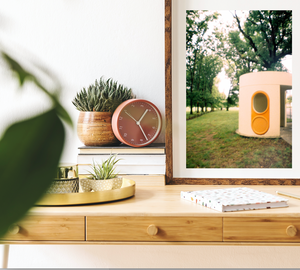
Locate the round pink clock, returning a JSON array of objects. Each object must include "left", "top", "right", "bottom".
[{"left": 112, "top": 99, "right": 162, "bottom": 147}]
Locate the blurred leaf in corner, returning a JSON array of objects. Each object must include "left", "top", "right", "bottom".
[
  {"left": 1, "top": 51, "right": 73, "bottom": 128},
  {"left": 0, "top": 46, "right": 73, "bottom": 238},
  {"left": 0, "top": 109, "right": 65, "bottom": 238},
  {"left": 1, "top": 52, "right": 32, "bottom": 86}
]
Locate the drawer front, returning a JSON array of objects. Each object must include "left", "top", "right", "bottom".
[
  {"left": 224, "top": 218, "right": 300, "bottom": 242},
  {"left": 2, "top": 216, "right": 85, "bottom": 241},
  {"left": 87, "top": 216, "right": 222, "bottom": 242}
]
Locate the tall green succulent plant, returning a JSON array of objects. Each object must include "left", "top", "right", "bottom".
[{"left": 72, "top": 77, "right": 135, "bottom": 113}]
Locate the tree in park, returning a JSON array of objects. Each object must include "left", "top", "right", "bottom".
[
  {"left": 216, "top": 10, "right": 292, "bottom": 110},
  {"left": 194, "top": 54, "right": 223, "bottom": 112},
  {"left": 186, "top": 10, "right": 222, "bottom": 114},
  {"left": 232, "top": 10, "right": 292, "bottom": 71}
]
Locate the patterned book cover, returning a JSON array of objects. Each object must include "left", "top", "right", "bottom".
[{"left": 181, "top": 187, "right": 289, "bottom": 212}]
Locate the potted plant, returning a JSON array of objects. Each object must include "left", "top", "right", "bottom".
[
  {"left": 47, "top": 164, "right": 79, "bottom": 194},
  {"left": 72, "top": 77, "right": 134, "bottom": 146},
  {"left": 80, "top": 154, "right": 123, "bottom": 192}
]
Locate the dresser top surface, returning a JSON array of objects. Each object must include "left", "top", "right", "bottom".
[{"left": 29, "top": 185, "right": 300, "bottom": 217}]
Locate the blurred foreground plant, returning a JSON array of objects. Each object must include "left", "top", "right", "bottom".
[{"left": 0, "top": 49, "right": 72, "bottom": 238}]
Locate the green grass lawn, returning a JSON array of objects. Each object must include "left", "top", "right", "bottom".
[{"left": 186, "top": 110, "right": 292, "bottom": 168}]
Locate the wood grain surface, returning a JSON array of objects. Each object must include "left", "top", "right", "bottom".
[
  {"left": 2, "top": 216, "right": 85, "bottom": 241},
  {"left": 165, "top": 0, "right": 173, "bottom": 185},
  {"left": 26, "top": 185, "right": 300, "bottom": 218},
  {"left": 86, "top": 216, "right": 222, "bottom": 242},
  {"left": 2, "top": 185, "right": 300, "bottom": 244},
  {"left": 170, "top": 178, "right": 300, "bottom": 185},
  {"left": 224, "top": 217, "right": 300, "bottom": 242}
]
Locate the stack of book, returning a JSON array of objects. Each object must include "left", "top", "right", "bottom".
[{"left": 77, "top": 143, "right": 166, "bottom": 177}]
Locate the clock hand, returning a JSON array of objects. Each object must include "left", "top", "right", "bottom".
[
  {"left": 137, "top": 109, "right": 149, "bottom": 125},
  {"left": 125, "top": 109, "right": 148, "bottom": 141},
  {"left": 138, "top": 124, "right": 148, "bottom": 141},
  {"left": 124, "top": 110, "right": 137, "bottom": 122}
]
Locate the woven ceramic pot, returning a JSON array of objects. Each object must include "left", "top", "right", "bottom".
[
  {"left": 80, "top": 177, "right": 123, "bottom": 192},
  {"left": 47, "top": 164, "right": 79, "bottom": 194},
  {"left": 77, "top": 111, "right": 119, "bottom": 146}
]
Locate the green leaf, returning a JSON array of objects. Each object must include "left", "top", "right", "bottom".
[
  {"left": 0, "top": 109, "right": 65, "bottom": 238},
  {"left": 2, "top": 52, "right": 73, "bottom": 128},
  {"left": 30, "top": 77, "right": 73, "bottom": 128},
  {"left": 1, "top": 52, "right": 33, "bottom": 86},
  {"left": 53, "top": 100, "right": 73, "bottom": 128}
]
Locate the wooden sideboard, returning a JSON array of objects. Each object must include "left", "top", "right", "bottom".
[{"left": 2, "top": 185, "right": 300, "bottom": 245}]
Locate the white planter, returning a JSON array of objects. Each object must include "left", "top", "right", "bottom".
[{"left": 80, "top": 177, "right": 123, "bottom": 192}]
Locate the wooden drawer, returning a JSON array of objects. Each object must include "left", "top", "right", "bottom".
[
  {"left": 2, "top": 215, "right": 85, "bottom": 241},
  {"left": 224, "top": 218, "right": 300, "bottom": 242},
  {"left": 86, "top": 216, "right": 222, "bottom": 242}
]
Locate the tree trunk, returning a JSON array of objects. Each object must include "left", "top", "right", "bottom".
[{"left": 189, "top": 49, "right": 198, "bottom": 115}]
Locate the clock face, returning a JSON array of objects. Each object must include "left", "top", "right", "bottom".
[{"left": 112, "top": 99, "right": 162, "bottom": 147}]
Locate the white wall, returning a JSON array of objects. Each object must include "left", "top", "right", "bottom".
[
  {"left": 0, "top": 0, "right": 166, "bottom": 164},
  {"left": 1, "top": 0, "right": 300, "bottom": 268}
]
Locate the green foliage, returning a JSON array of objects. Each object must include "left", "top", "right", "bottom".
[
  {"left": 211, "top": 83, "right": 226, "bottom": 110},
  {"left": 186, "top": 10, "right": 222, "bottom": 114},
  {"left": 87, "top": 154, "right": 121, "bottom": 180},
  {"left": 212, "top": 10, "right": 292, "bottom": 109},
  {"left": 224, "top": 10, "right": 292, "bottom": 71},
  {"left": 216, "top": 10, "right": 292, "bottom": 98},
  {"left": 186, "top": 52, "right": 223, "bottom": 113},
  {"left": 237, "top": 10, "right": 292, "bottom": 70},
  {"left": 72, "top": 77, "right": 135, "bottom": 113},
  {"left": 0, "top": 50, "right": 72, "bottom": 238},
  {"left": 187, "top": 10, "right": 292, "bottom": 114},
  {"left": 223, "top": 87, "right": 239, "bottom": 111}
]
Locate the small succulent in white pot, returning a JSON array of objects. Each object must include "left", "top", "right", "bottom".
[{"left": 80, "top": 154, "right": 123, "bottom": 192}]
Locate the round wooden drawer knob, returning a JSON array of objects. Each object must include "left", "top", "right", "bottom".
[
  {"left": 147, "top": 224, "right": 158, "bottom": 236},
  {"left": 286, "top": 225, "right": 297, "bottom": 237},
  {"left": 9, "top": 224, "right": 20, "bottom": 235}
]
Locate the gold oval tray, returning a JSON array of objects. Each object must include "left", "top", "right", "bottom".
[{"left": 36, "top": 178, "right": 135, "bottom": 206}]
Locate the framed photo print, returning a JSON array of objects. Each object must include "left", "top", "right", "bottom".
[{"left": 165, "top": 0, "right": 299, "bottom": 185}]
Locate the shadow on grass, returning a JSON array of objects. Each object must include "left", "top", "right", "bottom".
[{"left": 186, "top": 110, "right": 215, "bottom": 120}]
